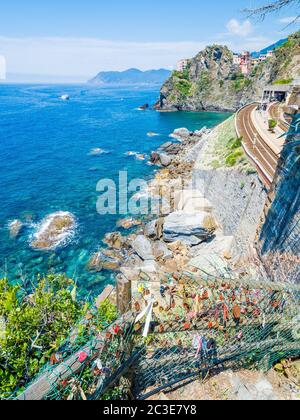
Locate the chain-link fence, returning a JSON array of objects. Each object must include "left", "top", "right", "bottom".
[{"left": 10, "top": 270, "right": 300, "bottom": 401}]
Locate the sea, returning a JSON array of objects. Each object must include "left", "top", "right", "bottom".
[{"left": 0, "top": 84, "right": 229, "bottom": 296}]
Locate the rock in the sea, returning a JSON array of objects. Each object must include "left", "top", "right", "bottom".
[
  {"left": 30, "top": 212, "right": 76, "bottom": 250},
  {"left": 150, "top": 152, "right": 161, "bottom": 165},
  {"left": 138, "top": 104, "right": 149, "bottom": 110},
  {"left": 8, "top": 220, "right": 23, "bottom": 239},
  {"left": 103, "top": 232, "right": 124, "bottom": 249},
  {"left": 170, "top": 128, "right": 191, "bottom": 140},
  {"left": 193, "top": 127, "right": 211, "bottom": 137},
  {"left": 163, "top": 211, "right": 217, "bottom": 246},
  {"left": 131, "top": 235, "right": 154, "bottom": 261},
  {"left": 159, "top": 153, "right": 172, "bottom": 167},
  {"left": 136, "top": 154, "right": 146, "bottom": 161},
  {"left": 88, "top": 251, "right": 121, "bottom": 272},
  {"left": 117, "top": 218, "right": 142, "bottom": 230},
  {"left": 150, "top": 152, "right": 172, "bottom": 167}
]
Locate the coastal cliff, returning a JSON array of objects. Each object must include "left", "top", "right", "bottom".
[{"left": 156, "top": 31, "right": 300, "bottom": 112}]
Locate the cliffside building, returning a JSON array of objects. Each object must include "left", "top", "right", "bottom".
[
  {"left": 176, "top": 59, "right": 189, "bottom": 72},
  {"left": 240, "top": 51, "right": 251, "bottom": 75},
  {"left": 233, "top": 50, "right": 275, "bottom": 76}
]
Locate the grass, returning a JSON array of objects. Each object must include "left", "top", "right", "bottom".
[
  {"left": 273, "top": 78, "right": 293, "bottom": 85},
  {"left": 201, "top": 115, "right": 257, "bottom": 174}
]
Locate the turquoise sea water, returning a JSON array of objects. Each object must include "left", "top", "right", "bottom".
[{"left": 0, "top": 84, "right": 229, "bottom": 295}]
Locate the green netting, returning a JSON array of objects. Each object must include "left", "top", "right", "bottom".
[{"left": 8, "top": 269, "right": 299, "bottom": 401}]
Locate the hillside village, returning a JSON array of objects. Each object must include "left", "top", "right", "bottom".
[{"left": 177, "top": 49, "right": 275, "bottom": 76}]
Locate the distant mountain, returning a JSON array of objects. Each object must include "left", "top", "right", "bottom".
[
  {"left": 88, "top": 68, "right": 171, "bottom": 86},
  {"left": 251, "top": 38, "right": 288, "bottom": 58}
]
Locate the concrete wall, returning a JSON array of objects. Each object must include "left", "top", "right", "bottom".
[{"left": 258, "top": 118, "right": 300, "bottom": 282}]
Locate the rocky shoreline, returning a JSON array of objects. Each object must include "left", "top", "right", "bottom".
[{"left": 87, "top": 120, "right": 259, "bottom": 310}]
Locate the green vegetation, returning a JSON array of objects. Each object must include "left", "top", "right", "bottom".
[
  {"left": 273, "top": 78, "right": 293, "bottom": 85},
  {"left": 268, "top": 119, "right": 278, "bottom": 132},
  {"left": 206, "top": 116, "right": 256, "bottom": 173},
  {"left": 281, "top": 31, "right": 300, "bottom": 49},
  {"left": 172, "top": 67, "right": 193, "bottom": 98},
  {"left": 96, "top": 298, "right": 118, "bottom": 330},
  {"left": 197, "top": 71, "right": 211, "bottom": 93},
  {"left": 0, "top": 275, "right": 118, "bottom": 398},
  {"left": 224, "top": 137, "right": 244, "bottom": 167},
  {"left": 0, "top": 275, "right": 84, "bottom": 398},
  {"left": 230, "top": 72, "right": 252, "bottom": 92},
  {"left": 175, "top": 79, "right": 192, "bottom": 97}
]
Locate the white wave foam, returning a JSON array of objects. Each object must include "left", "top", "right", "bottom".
[
  {"left": 30, "top": 211, "right": 77, "bottom": 251},
  {"left": 125, "top": 151, "right": 146, "bottom": 160},
  {"left": 89, "top": 148, "right": 110, "bottom": 156}
]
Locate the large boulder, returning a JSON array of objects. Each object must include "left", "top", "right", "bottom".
[
  {"left": 174, "top": 190, "right": 214, "bottom": 213},
  {"left": 150, "top": 152, "right": 172, "bottom": 167},
  {"left": 144, "top": 218, "right": 164, "bottom": 240},
  {"left": 103, "top": 232, "right": 125, "bottom": 249},
  {"left": 152, "top": 241, "right": 173, "bottom": 261},
  {"left": 163, "top": 211, "right": 217, "bottom": 246},
  {"left": 170, "top": 128, "right": 191, "bottom": 141},
  {"left": 88, "top": 250, "right": 122, "bottom": 272},
  {"left": 159, "top": 153, "right": 172, "bottom": 167},
  {"left": 188, "top": 233, "right": 235, "bottom": 261},
  {"left": 150, "top": 152, "right": 161, "bottom": 165},
  {"left": 30, "top": 212, "right": 76, "bottom": 250},
  {"left": 131, "top": 235, "right": 154, "bottom": 261},
  {"left": 188, "top": 254, "right": 229, "bottom": 279}
]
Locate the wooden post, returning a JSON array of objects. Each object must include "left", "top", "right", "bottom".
[{"left": 116, "top": 274, "right": 132, "bottom": 315}]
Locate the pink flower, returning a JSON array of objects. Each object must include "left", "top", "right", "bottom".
[{"left": 78, "top": 352, "right": 88, "bottom": 363}]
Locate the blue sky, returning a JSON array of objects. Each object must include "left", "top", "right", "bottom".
[{"left": 0, "top": 0, "right": 299, "bottom": 81}]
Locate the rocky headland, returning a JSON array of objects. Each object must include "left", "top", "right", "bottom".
[{"left": 156, "top": 31, "right": 300, "bottom": 112}]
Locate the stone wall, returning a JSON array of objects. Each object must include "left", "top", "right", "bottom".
[
  {"left": 191, "top": 169, "right": 267, "bottom": 256},
  {"left": 257, "top": 118, "right": 300, "bottom": 283}
]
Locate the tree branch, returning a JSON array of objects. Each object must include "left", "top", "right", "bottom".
[{"left": 244, "top": 0, "right": 300, "bottom": 20}]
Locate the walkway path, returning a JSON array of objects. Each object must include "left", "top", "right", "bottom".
[{"left": 251, "top": 107, "right": 285, "bottom": 156}]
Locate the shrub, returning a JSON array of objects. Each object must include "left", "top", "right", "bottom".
[
  {"left": 227, "top": 136, "right": 242, "bottom": 150},
  {"left": 225, "top": 149, "right": 244, "bottom": 167},
  {"left": 175, "top": 79, "right": 192, "bottom": 97},
  {"left": 268, "top": 119, "right": 278, "bottom": 132},
  {"left": 0, "top": 275, "right": 85, "bottom": 398},
  {"left": 96, "top": 299, "right": 118, "bottom": 330}
]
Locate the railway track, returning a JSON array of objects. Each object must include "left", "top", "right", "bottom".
[
  {"left": 236, "top": 104, "right": 280, "bottom": 188},
  {"left": 269, "top": 103, "right": 290, "bottom": 132}
]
